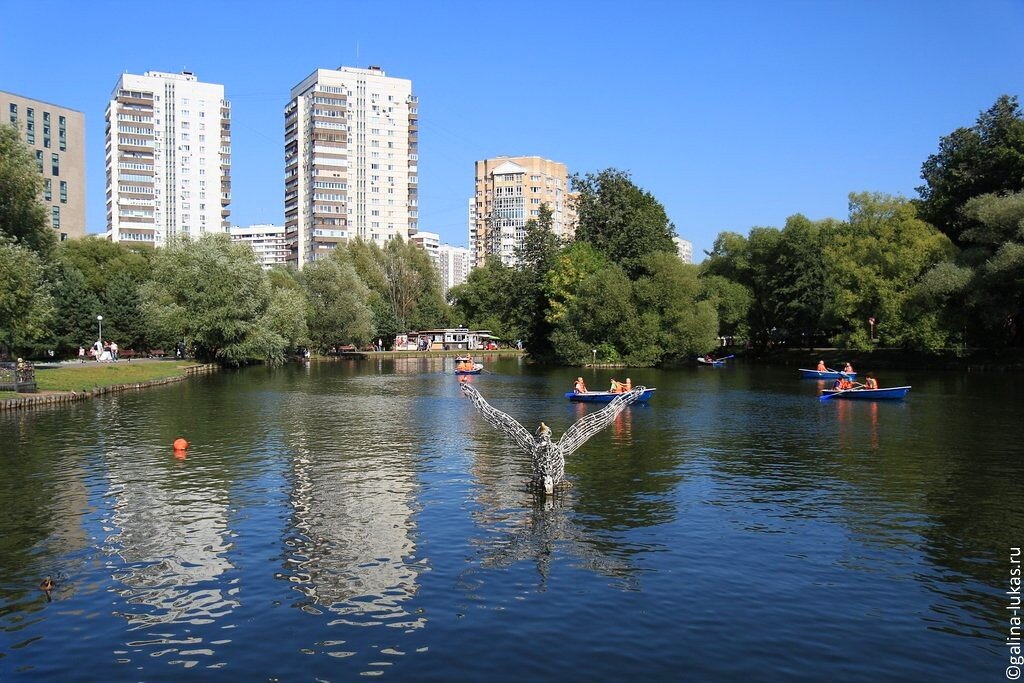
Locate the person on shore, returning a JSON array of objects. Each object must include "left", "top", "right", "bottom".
[
  {"left": 78, "top": 346, "right": 86, "bottom": 363},
  {"left": 110, "top": 341, "right": 119, "bottom": 361},
  {"left": 816, "top": 360, "right": 827, "bottom": 371},
  {"left": 574, "top": 377, "right": 588, "bottom": 394}
]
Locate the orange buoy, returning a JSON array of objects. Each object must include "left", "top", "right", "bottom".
[{"left": 173, "top": 438, "right": 189, "bottom": 451}]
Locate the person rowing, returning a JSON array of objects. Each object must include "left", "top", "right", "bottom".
[
  {"left": 574, "top": 377, "right": 588, "bottom": 394},
  {"left": 816, "top": 359, "right": 827, "bottom": 371}
]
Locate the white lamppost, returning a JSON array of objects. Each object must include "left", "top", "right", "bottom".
[
  {"left": 592, "top": 349, "right": 597, "bottom": 366},
  {"left": 97, "top": 315, "right": 103, "bottom": 345}
]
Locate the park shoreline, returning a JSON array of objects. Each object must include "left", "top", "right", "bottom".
[{"left": 0, "top": 363, "right": 219, "bottom": 412}]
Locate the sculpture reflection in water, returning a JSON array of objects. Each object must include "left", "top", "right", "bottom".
[
  {"left": 464, "top": 492, "right": 639, "bottom": 592},
  {"left": 459, "top": 382, "right": 645, "bottom": 493}
]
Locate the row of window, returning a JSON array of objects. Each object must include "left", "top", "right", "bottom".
[
  {"left": 41, "top": 179, "right": 69, "bottom": 203},
  {"left": 10, "top": 104, "right": 69, "bottom": 150}
]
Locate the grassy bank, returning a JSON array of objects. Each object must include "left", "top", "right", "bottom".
[{"left": 33, "top": 361, "right": 202, "bottom": 392}]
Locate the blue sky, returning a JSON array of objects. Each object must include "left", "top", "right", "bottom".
[{"left": 2, "top": 0, "right": 1022, "bottom": 259}]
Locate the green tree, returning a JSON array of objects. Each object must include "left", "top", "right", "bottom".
[
  {"left": 571, "top": 168, "right": 677, "bottom": 278},
  {"left": 633, "top": 252, "right": 718, "bottom": 362},
  {"left": 0, "top": 239, "right": 54, "bottom": 355},
  {"left": 102, "top": 272, "right": 149, "bottom": 352},
  {"left": 824, "top": 192, "right": 956, "bottom": 350},
  {"left": 0, "top": 124, "right": 54, "bottom": 256},
  {"left": 301, "top": 257, "right": 375, "bottom": 350},
  {"left": 141, "top": 234, "right": 280, "bottom": 364},
  {"left": 449, "top": 256, "right": 520, "bottom": 340},
  {"left": 49, "top": 264, "right": 103, "bottom": 355},
  {"left": 916, "top": 95, "right": 1024, "bottom": 244},
  {"left": 55, "top": 237, "right": 152, "bottom": 294},
  {"left": 512, "top": 203, "right": 563, "bottom": 358}
]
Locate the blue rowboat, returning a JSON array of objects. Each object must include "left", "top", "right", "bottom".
[
  {"left": 820, "top": 386, "right": 910, "bottom": 400},
  {"left": 565, "top": 388, "right": 656, "bottom": 403},
  {"left": 799, "top": 368, "right": 857, "bottom": 380},
  {"left": 455, "top": 363, "right": 484, "bottom": 375},
  {"left": 697, "top": 357, "right": 726, "bottom": 366}
]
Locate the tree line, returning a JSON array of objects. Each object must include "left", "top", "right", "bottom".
[{"left": 3, "top": 94, "right": 1022, "bottom": 366}]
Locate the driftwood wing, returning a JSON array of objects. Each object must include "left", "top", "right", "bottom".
[
  {"left": 557, "top": 387, "right": 643, "bottom": 456},
  {"left": 460, "top": 383, "right": 537, "bottom": 454}
]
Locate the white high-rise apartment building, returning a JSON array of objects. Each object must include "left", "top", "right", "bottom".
[
  {"left": 437, "top": 244, "right": 471, "bottom": 296},
  {"left": 673, "top": 235, "right": 693, "bottom": 264},
  {"left": 105, "top": 71, "right": 230, "bottom": 247},
  {"left": 410, "top": 230, "right": 440, "bottom": 263},
  {"left": 284, "top": 65, "right": 418, "bottom": 268},
  {"left": 228, "top": 224, "right": 289, "bottom": 269}
]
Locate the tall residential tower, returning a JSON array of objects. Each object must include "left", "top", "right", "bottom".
[
  {"left": 469, "top": 156, "right": 575, "bottom": 268},
  {"left": 2, "top": 91, "right": 86, "bottom": 240},
  {"left": 284, "top": 65, "right": 418, "bottom": 268},
  {"left": 105, "top": 71, "right": 231, "bottom": 247}
]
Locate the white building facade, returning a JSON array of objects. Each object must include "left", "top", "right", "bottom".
[
  {"left": 284, "top": 65, "right": 418, "bottom": 269},
  {"left": 228, "top": 224, "right": 289, "bottom": 269},
  {"left": 437, "top": 243, "right": 471, "bottom": 295},
  {"left": 105, "top": 71, "right": 230, "bottom": 247},
  {"left": 673, "top": 235, "right": 693, "bottom": 264}
]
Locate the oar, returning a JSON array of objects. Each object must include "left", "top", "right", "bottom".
[
  {"left": 718, "top": 354, "right": 735, "bottom": 361},
  {"left": 820, "top": 385, "right": 858, "bottom": 401}
]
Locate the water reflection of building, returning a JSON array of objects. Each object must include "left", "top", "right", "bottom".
[
  {"left": 280, "top": 385, "right": 424, "bottom": 628},
  {"left": 103, "top": 444, "right": 236, "bottom": 628}
]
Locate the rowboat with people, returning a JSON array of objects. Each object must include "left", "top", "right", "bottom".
[
  {"left": 819, "top": 386, "right": 911, "bottom": 400},
  {"left": 799, "top": 368, "right": 858, "bottom": 380},
  {"left": 565, "top": 387, "right": 656, "bottom": 403},
  {"left": 697, "top": 354, "right": 734, "bottom": 366},
  {"left": 454, "top": 358, "right": 484, "bottom": 375}
]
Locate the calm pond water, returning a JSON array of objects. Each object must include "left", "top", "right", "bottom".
[{"left": 0, "top": 357, "right": 1021, "bottom": 681}]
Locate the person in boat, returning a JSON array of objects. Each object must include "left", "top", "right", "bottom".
[
  {"left": 609, "top": 378, "right": 625, "bottom": 393},
  {"left": 704, "top": 354, "right": 716, "bottom": 363},
  {"left": 624, "top": 378, "right": 632, "bottom": 392},
  {"left": 843, "top": 362, "right": 854, "bottom": 374},
  {"left": 864, "top": 374, "right": 878, "bottom": 389},
  {"left": 816, "top": 360, "right": 827, "bottom": 371},
  {"left": 574, "top": 377, "right": 588, "bottom": 394}
]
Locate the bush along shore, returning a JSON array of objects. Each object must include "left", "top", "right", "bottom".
[{"left": 0, "top": 362, "right": 218, "bottom": 411}]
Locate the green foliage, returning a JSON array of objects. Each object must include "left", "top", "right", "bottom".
[
  {"left": 0, "top": 124, "right": 55, "bottom": 256},
  {"left": 55, "top": 238, "right": 152, "bottom": 293},
  {"left": 0, "top": 239, "right": 54, "bottom": 354},
  {"left": 301, "top": 257, "right": 375, "bottom": 349},
  {"left": 571, "top": 168, "right": 677, "bottom": 278},
  {"left": 49, "top": 264, "right": 102, "bottom": 354},
  {"left": 633, "top": 252, "right": 719, "bottom": 361},
  {"left": 141, "top": 234, "right": 279, "bottom": 365},
  {"left": 916, "top": 95, "right": 1024, "bottom": 244},
  {"left": 102, "top": 273, "right": 148, "bottom": 352},
  {"left": 449, "top": 256, "right": 521, "bottom": 340},
  {"left": 824, "top": 193, "right": 956, "bottom": 350}
]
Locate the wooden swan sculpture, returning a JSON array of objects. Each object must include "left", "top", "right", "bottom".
[{"left": 460, "top": 382, "right": 645, "bottom": 494}]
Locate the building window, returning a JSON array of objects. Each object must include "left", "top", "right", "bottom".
[
  {"left": 59, "top": 181, "right": 67, "bottom": 203},
  {"left": 51, "top": 206, "right": 60, "bottom": 228},
  {"left": 35, "top": 150, "right": 43, "bottom": 173},
  {"left": 51, "top": 153, "right": 60, "bottom": 176},
  {"left": 43, "top": 179, "right": 52, "bottom": 201},
  {"left": 8, "top": 103, "right": 16, "bottom": 124}
]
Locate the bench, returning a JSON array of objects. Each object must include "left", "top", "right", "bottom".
[
  {"left": 149, "top": 349, "right": 167, "bottom": 358},
  {"left": 120, "top": 349, "right": 137, "bottom": 361}
]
